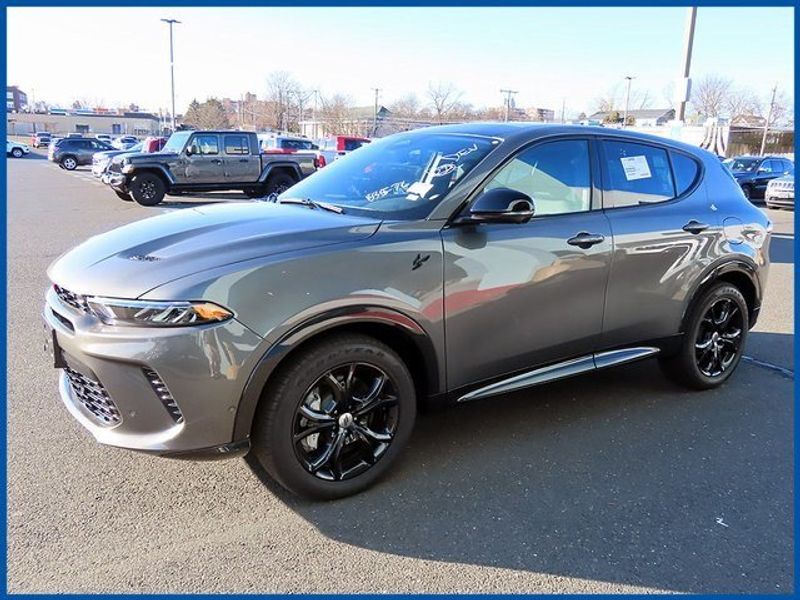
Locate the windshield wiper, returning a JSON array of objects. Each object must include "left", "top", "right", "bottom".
[{"left": 278, "top": 197, "right": 345, "bottom": 214}]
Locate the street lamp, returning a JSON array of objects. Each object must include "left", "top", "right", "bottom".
[
  {"left": 622, "top": 75, "right": 635, "bottom": 128},
  {"left": 161, "top": 18, "right": 181, "bottom": 132}
]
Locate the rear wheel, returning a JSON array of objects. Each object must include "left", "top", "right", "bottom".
[
  {"left": 11, "top": 147, "right": 23, "bottom": 158},
  {"left": 660, "top": 283, "right": 748, "bottom": 390},
  {"left": 250, "top": 334, "right": 416, "bottom": 499},
  {"left": 244, "top": 186, "right": 265, "bottom": 199},
  {"left": 264, "top": 172, "right": 297, "bottom": 196},
  {"left": 130, "top": 172, "right": 166, "bottom": 206},
  {"left": 741, "top": 184, "right": 752, "bottom": 200},
  {"left": 61, "top": 155, "right": 77, "bottom": 170}
]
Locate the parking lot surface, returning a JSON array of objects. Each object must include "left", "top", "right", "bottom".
[{"left": 7, "top": 151, "right": 794, "bottom": 593}]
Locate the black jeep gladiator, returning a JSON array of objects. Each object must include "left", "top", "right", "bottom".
[{"left": 103, "top": 130, "right": 317, "bottom": 206}]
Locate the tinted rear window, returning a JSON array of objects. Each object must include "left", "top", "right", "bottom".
[
  {"left": 602, "top": 140, "right": 675, "bottom": 207},
  {"left": 344, "top": 139, "right": 367, "bottom": 151},
  {"left": 671, "top": 152, "right": 700, "bottom": 196}
]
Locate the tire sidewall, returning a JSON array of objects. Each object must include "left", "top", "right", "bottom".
[
  {"left": 264, "top": 173, "right": 296, "bottom": 196},
  {"left": 12, "top": 148, "right": 23, "bottom": 158},
  {"left": 256, "top": 338, "right": 416, "bottom": 499},
  {"left": 61, "top": 156, "right": 77, "bottom": 170},
  {"left": 683, "top": 284, "right": 748, "bottom": 388}
]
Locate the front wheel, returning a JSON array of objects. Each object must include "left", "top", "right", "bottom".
[
  {"left": 660, "top": 283, "right": 748, "bottom": 390},
  {"left": 11, "top": 147, "right": 23, "bottom": 158},
  {"left": 250, "top": 334, "right": 416, "bottom": 500},
  {"left": 130, "top": 173, "right": 166, "bottom": 206}
]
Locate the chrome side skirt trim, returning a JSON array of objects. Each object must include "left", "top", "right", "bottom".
[{"left": 457, "top": 346, "right": 659, "bottom": 403}]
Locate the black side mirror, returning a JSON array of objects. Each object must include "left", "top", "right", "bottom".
[
  {"left": 455, "top": 187, "right": 535, "bottom": 225},
  {"left": 185, "top": 145, "right": 194, "bottom": 156}
]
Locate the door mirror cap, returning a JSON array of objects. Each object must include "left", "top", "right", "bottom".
[{"left": 456, "top": 188, "right": 535, "bottom": 225}]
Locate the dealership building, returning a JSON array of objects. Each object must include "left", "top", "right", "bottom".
[{"left": 6, "top": 111, "right": 165, "bottom": 137}]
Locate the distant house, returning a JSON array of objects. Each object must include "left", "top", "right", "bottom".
[
  {"left": 300, "top": 105, "right": 393, "bottom": 138},
  {"left": 6, "top": 86, "right": 28, "bottom": 113},
  {"left": 730, "top": 114, "right": 767, "bottom": 128},
  {"left": 588, "top": 108, "right": 675, "bottom": 127}
]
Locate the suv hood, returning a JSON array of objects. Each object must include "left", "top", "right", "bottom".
[{"left": 48, "top": 202, "right": 380, "bottom": 298}]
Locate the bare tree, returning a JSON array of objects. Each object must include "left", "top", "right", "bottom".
[
  {"left": 426, "top": 81, "right": 462, "bottom": 123},
  {"left": 592, "top": 83, "right": 622, "bottom": 113},
  {"left": 725, "top": 86, "right": 762, "bottom": 119},
  {"left": 266, "top": 71, "right": 300, "bottom": 130},
  {"left": 767, "top": 88, "right": 792, "bottom": 127},
  {"left": 319, "top": 93, "right": 359, "bottom": 136},
  {"left": 690, "top": 74, "right": 732, "bottom": 118},
  {"left": 389, "top": 94, "right": 422, "bottom": 119},
  {"left": 633, "top": 89, "right": 653, "bottom": 110}
]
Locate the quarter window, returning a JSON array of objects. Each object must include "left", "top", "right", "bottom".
[
  {"left": 189, "top": 135, "right": 219, "bottom": 155},
  {"left": 224, "top": 135, "right": 250, "bottom": 155},
  {"left": 483, "top": 139, "right": 592, "bottom": 216},
  {"left": 602, "top": 141, "right": 675, "bottom": 207},
  {"left": 671, "top": 151, "right": 700, "bottom": 196}
]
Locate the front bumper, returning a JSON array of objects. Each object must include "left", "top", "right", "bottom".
[
  {"left": 103, "top": 172, "right": 128, "bottom": 191},
  {"left": 766, "top": 190, "right": 794, "bottom": 208},
  {"left": 92, "top": 161, "right": 109, "bottom": 178},
  {"left": 43, "top": 285, "right": 264, "bottom": 456}
]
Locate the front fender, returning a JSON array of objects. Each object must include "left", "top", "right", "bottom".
[
  {"left": 127, "top": 163, "right": 176, "bottom": 185},
  {"left": 232, "top": 305, "right": 442, "bottom": 442}
]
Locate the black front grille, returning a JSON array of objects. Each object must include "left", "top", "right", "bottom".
[
  {"left": 64, "top": 367, "right": 121, "bottom": 427},
  {"left": 53, "top": 285, "right": 91, "bottom": 314}
]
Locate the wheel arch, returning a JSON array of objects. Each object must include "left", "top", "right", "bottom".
[
  {"left": 232, "top": 306, "right": 442, "bottom": 442},
  {"left": 131, "top": 165, "right": 174, "bottom": 186},
  {"left": 681, "top": 258, "right": 761, "bottom": 332},
  {"left": 259, "top": 162, "right": 302, "bottom": 183}
]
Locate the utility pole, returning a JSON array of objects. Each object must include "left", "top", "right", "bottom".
[
  {"left": 561, "top": 97, "right": 566, "bottom": 124},
  {"left": 677, "top": 7, "right": 697, "bottom": 123},
  {"left": 760, "top": 84, "right": 778, "bottom": 156},
  {"left": 622, "top": 76, "right": 635, "bottom": 128},
  {"left": 371, "top": 87, "right": 381, "bottom": 136},
  {"left": 500, "top": 89, "right": 518, "bottom": 122},
  {"left": 161, "top": 18, "right": 181, "bottom": 132}
]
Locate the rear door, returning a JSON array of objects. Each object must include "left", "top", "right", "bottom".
[
  {"left": 222, "top": 134, "right": 259, "bottom": 182},
  {"left": 599, "top": 139, "right": 721, "bottom": 348},
  {"left": 184, "top": 133, "right": 223, "bottom": 184}
]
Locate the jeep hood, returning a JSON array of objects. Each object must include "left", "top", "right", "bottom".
[{"left": 48, "top": 202, "right": 380, "bottom": 298}]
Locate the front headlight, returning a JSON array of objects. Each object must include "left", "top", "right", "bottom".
[{"left": 86, "top": 297, "right": 234, "bottom": 327}]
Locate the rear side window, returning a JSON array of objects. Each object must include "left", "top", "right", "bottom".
[
  {"left": 224, "top": 135, "right": 250, "bottom": 155},
  {"left": 602, "top": 140, "right": 675, "bottom": 207},
  {"left": 344, "top": 138, "right": 366, "bottom": 151},
  {"left": 671, "top": 151, "right": 700, "bottom": 196}
]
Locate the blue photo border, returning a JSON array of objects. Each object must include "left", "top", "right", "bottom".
[{"left": 0, "top": 0, "right": 796, "bottom": 596}]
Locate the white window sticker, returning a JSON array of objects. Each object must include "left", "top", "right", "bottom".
[
  {"left": 620, "top": 155, "right": 652, "bottom": 181},
  {"left": 406, "top": 181, "right": 433, "bottom": 199}
]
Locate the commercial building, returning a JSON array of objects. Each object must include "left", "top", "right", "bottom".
[
  {"left": 6, "top": 111, "right": 164, "bottom": 136},
  {"left": 6, "top": 86, "right": 28, "bottom": 112}
]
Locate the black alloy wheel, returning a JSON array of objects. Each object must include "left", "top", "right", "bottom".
[
  {"left": 694, "top": 297, "right": 744, "bottom": 378},
  {"left": 293, "top": 362, "right": 399, "bottom": 482}
]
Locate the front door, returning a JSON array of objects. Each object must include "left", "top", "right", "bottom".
[
  {"left": 442, "top": 138, "right": 612, "bottom": 390},
  {"left": 222, "top": 134, "right": 260, "bottom": 182},
  {"left": 183, "top": 133, "right": 224, "bottom": 184}
]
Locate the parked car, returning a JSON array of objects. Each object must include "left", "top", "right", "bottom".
[
  {"left": 44, "top": 124, "right": 771, "bottom": 499},
  {"left": 31, "top": 132, "right": 52, "bottom": 148},
  {"left": 95, "top": 134, "right": 112, "bottom": 144},
  {"left": 260, "top": 134, "right": 327, "bottom": 169},
  {"left": 317, "top": 135, "right": 370, "bottom": 165},
  {"left": 765, "top": 174, "right": 794, "bottom": 210},
  {"left": 103, "top": 130, "right": 316, "bottom": 205},
  {"left": 92, "top": 142, "right": 144, "bottom": 178},
  {"left": 112, "top": 136, "right": 138, "bottom": 150},
  {"left": 723, "top": 155, "right": 794, "bottom": 200},
  {"left": 48, "top": 137, "right": 114, "bottom": 170},
  {"left": 7, "top": 139, "right": 31, "bottom": 158},
  {"left": 65, "top": 133, "right": 83, "bottom": 139}
]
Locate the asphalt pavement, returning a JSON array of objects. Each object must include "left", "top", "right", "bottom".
[{"left": 6, "top": 151, "right": 794, "bottom": 593}]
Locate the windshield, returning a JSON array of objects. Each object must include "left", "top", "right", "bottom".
[
  {"left": 279, "top": 132, "right": 499, "bottom": 219},
  {"left": 162, "top": 131, "right": 192, "bottom": 153},
  {"left": 724, "top": 157, "right": 759, "bottom": 172}
]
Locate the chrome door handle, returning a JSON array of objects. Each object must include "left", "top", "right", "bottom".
[
  {"left": 567, "top": 232, "right": 605, "bottom": 249},
  {"left": 683, "top": 220, "right": 709, "bottom": 234}
]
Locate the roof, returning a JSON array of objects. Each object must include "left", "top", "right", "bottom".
[
  {"left": 588, "top": 108, "right": 675, "bottom": 120},
  {"left": 348, "top": 105, "right": 391, "bottom": 119}
]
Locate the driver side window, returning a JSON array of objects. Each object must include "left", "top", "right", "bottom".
[
  {"left": 483, "top": 139, "right": 591, "bottom": 216},
  {"left": 189, "top": 135, "right": 219, "bottom": 156}
]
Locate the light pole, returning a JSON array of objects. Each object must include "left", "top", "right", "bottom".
[
  {"left": 622, "top": 75, "right": 635, "bottom": 128},
  {"left": 760, "top": 84, "right": 778, "bottom": 156},
  {"left": 677, "top": 7, "right": 697, "bottom": 123},
  {"left": 161, "top": 18, "right": 180, "bottom": 132},
  {"left": 371, "top": 87, "right": 381, "bottom": 136},
  {"left": 500, "top": 89, "right": 518, "bottom": 122}
]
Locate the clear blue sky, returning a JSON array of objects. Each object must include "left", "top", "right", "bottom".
[{"left": 7, "top": 7, "right": 794, "bottom": 116}]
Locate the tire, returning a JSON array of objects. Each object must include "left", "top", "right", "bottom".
[
  {"left": 660, "top": 283, "right": 748, "bottom": 390},
  {"left": 130, "top": 172, "right": 166, "bottom": 206},
  {"left": 61, "top": 155, "right": 78, "bottom": 170},
  {"left": 264, "top": 172, "right": 297, "bottom": 196},
  {"left": 11, "top": 147, "right": 23, "bottom": 158},
  {"left": 114, "top": 190, "right": 133, "bottom": 202},
  {"left": 250, "top": 333, "right": 417, "bottom": 500},
  {"left": 741, "top": 184, "right": 752, "bottom": 201}
]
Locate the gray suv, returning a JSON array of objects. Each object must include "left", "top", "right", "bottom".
[
  {"left": 48, "top": 137, "right": 114, "bottom": 170},
  {"left": 44, "top": 124, "right": 771, "bottom": 499}
]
